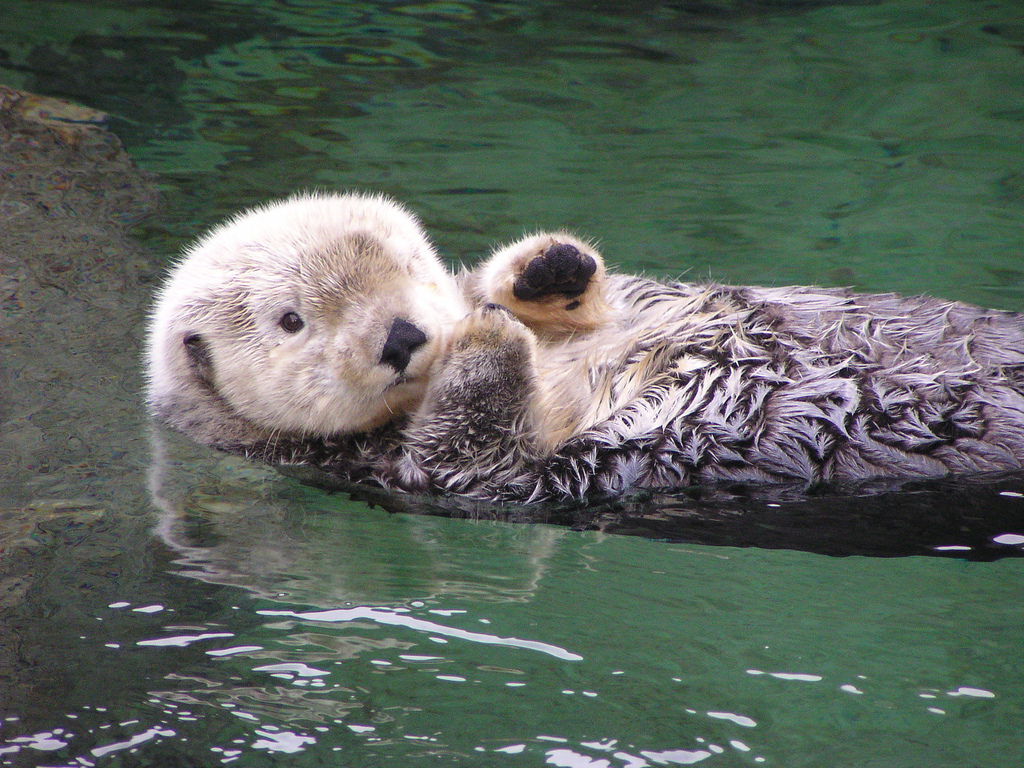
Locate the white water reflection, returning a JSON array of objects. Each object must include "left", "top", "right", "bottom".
[
  {"left": 136, "top": 632, "right": 234, "bottom": 647},
  {"left": 637, "top": 748, "right": 714, "bottom": 765},
  {"left": 947, "top": 686, "right": 996, "bottom": 698},
  {"left": 207, "top": 644, "right": 264, "bottom": 657},
  {"left": 0, "top": 729, "right": 70, "bottom": 752},
  {"left": 258, "top": 606, "right": 584, "bottom": 661},
  {"left": 706, "top": 711, "right": 757, "bottom": 728},
  {"left": 993, "top": 533, "right": 1024, "bottom": 545},
  {"left": 91, "top": 726, "right": 177, "bottom": 757},
  {"left": 746, "top": 669, "right": 823, "bottom": 682},
  {"left": 251, "top": 727, "right": 316, "bottom": 754},
  {"left": 251, "top": 662, "right": 329, "bottom": 678}
]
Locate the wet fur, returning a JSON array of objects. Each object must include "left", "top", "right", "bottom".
[{"left": 147, "top": 193, "right": 1024, "bottom": 501}]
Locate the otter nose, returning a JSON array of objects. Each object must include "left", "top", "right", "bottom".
[{"left": 380, "top": 318, "right": 427, "bottom": 372}]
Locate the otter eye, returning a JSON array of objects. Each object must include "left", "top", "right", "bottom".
[{"left": 280, "top": 312, "right": 304, "bottom": 333}]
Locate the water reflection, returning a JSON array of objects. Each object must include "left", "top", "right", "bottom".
[
  {"left": 257, "top": 606, "right": 583, "bottom": 660},
  {"left": 3, "top": 427, "right": 1020, "bottom": 766},
  {"left": 286, "top": 459, "right": 1024, "bottom": 561},
  {"left": 148, "top": 429, "right": 570, "bottom": 606},
  {"left": 152, "top": 423, "right": 1024, "bottom": 575},
  {"left": 0, "top": 592, "right": 772, "bottom": 766}
]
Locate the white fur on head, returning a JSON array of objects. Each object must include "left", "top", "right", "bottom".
[{"left": 146, "top": 191, "right": 469, "bottom": 442}]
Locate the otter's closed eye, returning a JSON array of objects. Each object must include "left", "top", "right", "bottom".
[{"left": 280, "top": 312, "right": 304, "bottom": 333}]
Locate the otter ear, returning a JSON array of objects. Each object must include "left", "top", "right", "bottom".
[{"left": 182, "top": 333, "right": 214, "bottom": 389}]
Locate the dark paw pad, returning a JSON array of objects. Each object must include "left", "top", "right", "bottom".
[{"left": 513, "top": 243, "right": 597, "bottom": 301}]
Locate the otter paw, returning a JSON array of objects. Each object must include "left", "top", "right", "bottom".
[
  {"left": 450, "top": 304, "right": 533, "bottom": 353},
  {"left": 512, "top": 242, "right": 597, "bottom": 302},
  {"left": 424, "top": 307, "right": 537, "bottom": 419}
]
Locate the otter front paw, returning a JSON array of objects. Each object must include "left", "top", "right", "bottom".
[
  {"left": 441, "top": 304, "right": 536, "bottom": 380},
  {"left": 472, "top": 232, "right": 608, "bottom": 333},
  {"left": 402, "top": 306, "right": 543, "bottom": 493},
  {"left": 513, "top": 242, "right": 598, "bottom": 303}
]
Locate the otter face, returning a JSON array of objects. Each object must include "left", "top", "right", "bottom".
[{"left": 147, "top": 192, "right": 469, "bottom": 438}]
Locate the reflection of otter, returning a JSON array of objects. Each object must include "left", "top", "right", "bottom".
[
  {"left": 147, "top": 192, "right": 1024, "bottom": 501},
  {"left": 147, "top": 428, "right": 565, "bottom": 605}
]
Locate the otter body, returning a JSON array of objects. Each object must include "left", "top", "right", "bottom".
[{"left": 147, "top": 193, "right": 1024, "bottom": 501}]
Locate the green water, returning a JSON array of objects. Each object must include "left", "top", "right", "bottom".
[{"left": 2, "top": 0, "right": 1024, "bottom": 765}]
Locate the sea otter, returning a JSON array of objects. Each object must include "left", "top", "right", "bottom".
[{"left": 146, "top": 192, "right": 1024, "bottom": 501}]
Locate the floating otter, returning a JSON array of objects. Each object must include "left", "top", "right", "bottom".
[{"left": 146, "top": 192, "right": 1024, "bottom": 501}]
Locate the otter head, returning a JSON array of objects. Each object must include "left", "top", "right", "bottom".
[{"left": 146, "top": 192, "right": 468, "bottom": 443}]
